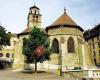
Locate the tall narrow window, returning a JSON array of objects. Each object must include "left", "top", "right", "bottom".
[
  {"left": 98, "top": 42, "right": 100, "bottom": 48},
  {"left": 99, "top": 50, "right": 100, "bottom": 56},
  {"left": 97, "top": 36, "right": 99, "bottom": 41},
  {"left": 94, "top": 58, "right": 96, "bottom": 65},
  {"left": 0, "top": 53, "right": 3, "bottom": 57},
  {"left": 52, "top": 38, "right": 59, "bottom": 53},
  {"left": 36, "top": 16, "right": 38, "bottom": 18},
  {"left": 94, "top": 51, "right": 96, "bottom": 56},
  {"left": 6, "top": 53, "right": 10, "bottom": 58},
  {"left": 67, "top": 37, "right": 75, "bottom": 53},
  {"left": 12, "top": 54, "right": 14, "bottom": 58},
  {"left": 35, "top": 10, "right": 36, "bottom": 14},
  {"left": 93, "top": 44, "right": 95, "bottom": 49},
  {"left": 92, "top": 38, "right": 94, "bottom": 42}
]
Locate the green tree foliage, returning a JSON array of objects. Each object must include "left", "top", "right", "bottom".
[
  {"left": 0, "top": 25, "right": 11, "bottom": 50},
  {"left": 23, "top": 27, "right": 51, "bottom": 72}
]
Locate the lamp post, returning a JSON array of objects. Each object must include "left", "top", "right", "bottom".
[
  {"left": 58, "top": 49, "right": 62, "bottom": 76},
  {"left": 49, "top": 24, "right": 64, "bottom": 76},
  {"left": 58, "top": 36, "right": 65, "bottom": 76}
]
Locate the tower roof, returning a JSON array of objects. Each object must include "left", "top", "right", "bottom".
[
  {"left": 30, "top": 5, "right": 40, "bottom": 10},
  {"left": 46, "top": 9, "right": 84, "bottom": 32}
]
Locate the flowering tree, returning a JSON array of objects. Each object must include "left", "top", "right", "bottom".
[{"left": 23, "top": 27, "right": 51, "bottom": 72}]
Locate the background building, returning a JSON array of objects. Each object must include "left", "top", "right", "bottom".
[
  {"left": 0, "top": 33, "right": 18, "bottom": 68},
  {"left": 84, "top": 24, "right": 100, "bottom": 67},
  {"left": 84, "top": 24, "right": 100, "bottom": 79}
]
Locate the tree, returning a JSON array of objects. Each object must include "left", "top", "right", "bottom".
[
  {"left": 23, "top": 27, "right": 51, "bottom": 72},
  {"left": 0, "top": 25, "right": 11, "bottom": 50}
]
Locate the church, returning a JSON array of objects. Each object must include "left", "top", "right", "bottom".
[
  {"left": 1, "top": 4, "right": 100, "bottom": 79},
  {"left": 12, "top": 4, "right": 85, "bottom": 70}
]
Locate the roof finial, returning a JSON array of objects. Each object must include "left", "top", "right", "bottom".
[
  {"left": 64, "top": 7, "right": 66, "bottom": 14},
  {"left": 34, "top": 2, "right": 35, "bottom": 6}
]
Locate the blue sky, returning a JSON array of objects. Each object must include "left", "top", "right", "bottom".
[{"left": 0, "top": 0, "right": 100, "bottom": 33}]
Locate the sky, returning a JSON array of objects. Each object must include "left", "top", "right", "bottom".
[{"left": 0, "top": 0, "right": 100, "bottom": 33}]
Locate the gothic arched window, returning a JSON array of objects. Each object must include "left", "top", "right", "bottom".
[
  {"left": 67, "top": 37, "right": 75, "bottom": 53},
  {"left": 52, "top": 38, "right": 59, "bottom": 53}
]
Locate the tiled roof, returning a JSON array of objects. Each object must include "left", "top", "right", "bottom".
[
  {"left": 18, "top": 27, "right": 32, "bottom": 36},
  {"left": 46, "top": 10, "right": 84, "bottom": 32},
  {"left": 30, "top": 5, "right": 40, "bottom": 10},
  {"left": 21, "top": 27, "right": 31, "bottom": 34},
  {"left": 11, "top": 33, "right": 17, "bottom": 37},
  {"left": 18, "top": 27, "right": 47, "bottom": 36},
  {"left": 84, "top": 23, "right": 100, "bottom": 40},
  {"left": 49, "top": 11, "right": 77, "bottom": 27}
]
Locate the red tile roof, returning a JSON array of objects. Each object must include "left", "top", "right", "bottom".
[
  {"left": 21, "top": 27, "right": 31, "bottom": 34},
  {"left": 49, "top": 11, "right": 77, "bottom": 27},
  {"left": 46, "top": 10, "right": 84, "bottom": 32},
  {"left": 18, "top": 27, "right": 47, "bottom": 36}
]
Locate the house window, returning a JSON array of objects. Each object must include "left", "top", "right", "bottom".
[
  {"left": 12, "top": 54, "right": 14, "bottom": 58},
  {"left": 36, "top": 16, "right": 38, "bottom": 18},
  {"left": 87, "top": 40, "right": 89, "bottom": 43},
  {"left": 99, "top": 50, "right": 100, "bottom": 56},
  {"left": 92, "top": 38, "right": 94, "bottom": 42},
  {"left": 98, "top": 42, "right": 100, "bottom": 48},
  {"left": 94, "top": 51, "right": 96, "bottom": 56},
  {"left": 0, "top": 53, "right": 3, "bottom": 57},
  {"left": 82, "top": 78, "right": 87, "bottom": 80},
  {"left": 33, "top": 15, "right": 35, "bottom": 18},
  {"left": 97, "top": 36, "right": 99, "bottom": 41},
  {"left": 33, "top": 19, "right": 35, "bottom": 21},
  {"left": 67, "top": 37, "right": 75, "bottom": 53},
  {"left": 93, "top": 51, "right": 97, "bottom": 66},
  {"left": 35, "top": 10, "right": 36, "bottom": 14},
  {"left": 93, "top": 44, "right": 95, "bottom": 49},
  {"left": 6, "top": 53, "right": 10, "bottom": 58},
  {"left": 94, "top": 58, "right": 96, "bottom": 65},
  {"left": 52, "top": 38, "right": 59, "bottom": 53}
]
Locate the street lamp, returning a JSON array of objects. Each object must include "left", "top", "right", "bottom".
[
  {"left": 58, "top": 48, "right": 62, "bottom": 76},
  {"left": 49, "top": 23, "right": 64, "bottom": 76},
  {"left": 57, "top": 26, "right": 65, "bottom": 76}
]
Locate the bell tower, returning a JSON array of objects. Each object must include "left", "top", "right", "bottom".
[{"left": 27, "top": 5, "right": 41, "bottom": 28}]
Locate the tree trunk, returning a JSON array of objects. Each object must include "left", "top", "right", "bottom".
[{"left": 35, "top": 61, "right": 37, "bottom": 73}]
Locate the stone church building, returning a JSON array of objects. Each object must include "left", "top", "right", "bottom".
[{"left": 12, "top": 5, "right": 85, "bottom": 70}]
